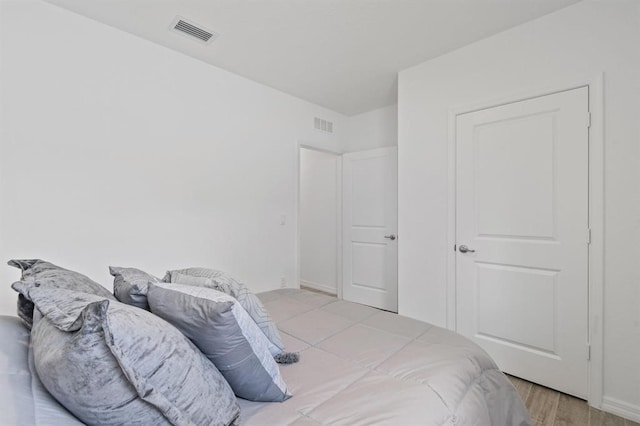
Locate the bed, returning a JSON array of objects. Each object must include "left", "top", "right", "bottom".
[{"left": 1, "top": 286, "right": 531, "bottom": 425}]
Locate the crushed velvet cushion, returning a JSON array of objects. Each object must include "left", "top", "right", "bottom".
[
  {"left": 28, "top": 310, "right": 85, "bottom": 425},
  {"left": 12, "top": 282, "right": 240, "bottom": 426},
  {"left": 109, "top": 266, "right": 160, "bottom": 310},
  {"left": 147, "top": 282, "right": 291, "bottom": 402},
  {"left": 8, "top": 259, "right": 114, "bottom": 329},
  {"left": 165, "top": 268, "right": 284, "bottom": 355}
]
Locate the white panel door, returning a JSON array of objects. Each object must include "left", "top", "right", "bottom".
[
  {"left": 456, "top": 87, "right": 589, "bottom": 397},
  {"left": 343, "top": 147, "right": 398, "bottom": 312}
]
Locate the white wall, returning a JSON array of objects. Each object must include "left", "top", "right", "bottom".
[
  {"left": 0, "top": 0, "right": 346, "bottom": 315},
  {"left": 343, "top": 104, "right": 398, "bottom": 152},
  {"left": 299, "top": 148, "right": 338, "bottom": 294},
  {"left": 398, "top": 0, "right": 639, "bottom": 417}
]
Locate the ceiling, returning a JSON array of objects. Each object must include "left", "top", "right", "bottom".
[{"left": 45, "top": 0, "right": 581, "bottom": 116}]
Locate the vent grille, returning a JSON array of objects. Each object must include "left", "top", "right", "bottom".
[
  {"left": 314, "top": 117, "right": 334, "bottom": 133},
  {"left": 171, "top": 17, "right": 218, "bottom": 43}
]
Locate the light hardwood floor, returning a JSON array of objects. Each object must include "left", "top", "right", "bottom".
[{"left": 507, "top": 375, "right": 639, "bottom": 426}]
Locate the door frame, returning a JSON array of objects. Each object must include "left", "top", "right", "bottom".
[
  {"left": 294, "top": 143, "right": 343, "bottom": 298},
  {"left": 445, "top": 74, "right": 604, "bottom": 408}
]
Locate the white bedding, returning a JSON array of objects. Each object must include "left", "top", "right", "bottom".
[
  {"left": 0, "top": 288, "right": 531, "bottom": 425},
  {"left": 239, "top": 288, "right": 531, "bottom": 425}
]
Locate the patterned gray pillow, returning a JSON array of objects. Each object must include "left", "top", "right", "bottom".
[
  {"left": 147, "top": 282, "right": 291, "bottom": 402},
  {"left": 165, "top": 268, "right": 285, "bottom": 355},
  {"left": 8, "top": 259, "right": 115, "bottom": 329},
  {"left": 12, "top": 282, "right": 240, "bottom": 426},
  {"left": 109, "top": 266, "right": 160, "bottom": 310}
]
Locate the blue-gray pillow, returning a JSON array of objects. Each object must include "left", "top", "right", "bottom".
[
  {"left": 165, "top": 268, "right": 285, "bottom": 355},
  {"left": 109, "top": 266, "right": 160, "bottom": 310},
  {"left": 8, "top": 259, "right": 114, "bottom": 329},
  {"left": 12, "top": 282, "right": 240, "bottom": 426},
  {"left": 147, "top": 282, "right": 291, "bottom": 402}
]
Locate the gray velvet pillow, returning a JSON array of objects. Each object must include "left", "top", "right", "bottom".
[
  {"left": 109, "top": 266, "right": 160, "bottom": 310},
  {"left": 28, "top": 310, "right": 85, "bottom": 425},
  {"left": 166, "top": 268, "right": 285, "bottom": 355},
  {"left": 147, "top": 282, "right": 291, "bottom": 402},
  {"left": 12, "top": 282, "right": 240, "bottom": 426},
  {"left": 8, "top": 259, "right": 114, "bottom": 329}
]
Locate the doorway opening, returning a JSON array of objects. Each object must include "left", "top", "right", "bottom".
[{"left": 297, "top": 146, "right": 341, "bottom": 296}]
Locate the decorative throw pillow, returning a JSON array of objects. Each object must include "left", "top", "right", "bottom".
[
  {"left": 165, "top": 268, "right": 285, "bottom": 355},
  {"left": 12, "top": 282, "right": 240, "bottom": 426},
  {"left": 147, "top": 282, "right": 291, "bottom": 402},
  {"left": 168, "top": 272, "right": 214, "bottom": 287},
  {"left": 28, "top": 310, "right": 85, "bottom": 425},
  {"left": 8, "top": 259, "right": 114, "bottom": 329},
  {"left": 16, "top": 293, "right": 34, "bottom": 330},
  {"left": 109, "top": 266, "right": 160, "bottom": 310}
]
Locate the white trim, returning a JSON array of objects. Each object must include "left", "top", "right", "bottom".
[
  {"left": 585, "top": 74, "right": 604, "bottom": 410},
  {"left": 446, "top": 103, "right": 457, "bottom": 330},
  {"left": 294, "top": 142, "right": 342, "bottom": 295},
  {"left": 446, "top": 73, "right": 605, "bottom": 408},
  {"left": 300, "top": 279, "right": 338, "bottom": 296},
  {"left": 336, "top": 155, "right": 344, "bottom": 300},
  {"left": 293, "top": 142, "right": 301, "bottom": 290},
  {"left": 601, "top": 397, "right": 640, "bottom": 423},
  {"left": 292, "top": 141, "right": 300, "bottom": 288},
  {"left": 298, "top": 144, "right": 342, "bottom": 157}
]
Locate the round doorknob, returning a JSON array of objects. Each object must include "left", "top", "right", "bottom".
[
  {"left": 458, "top": 244, "right": 475, "bottom": 253},
  {"left": 384, "top": 234, "right": 397, "bottom": 241}
]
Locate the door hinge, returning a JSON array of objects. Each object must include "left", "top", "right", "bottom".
[
  {"left": 586, "top": 112, "right": 592, "bottom": 128},
  {"left": 586, "top": 228, "right": 592, "bottom": 244},
  {"left": 586, "top": 344, "right": 591, "bottom": 361}
]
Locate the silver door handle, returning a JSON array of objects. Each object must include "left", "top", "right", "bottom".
[
  {"left": 384, "top": 234, "right": 397, "bottom": 241},
  {"left": 458, "top": 245, "right": 475, "bottom": 253}
]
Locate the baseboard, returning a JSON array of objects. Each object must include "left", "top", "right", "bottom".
[
  {"left": 300, "top": 280, "right": 337, "bottom": 296},
  {"left": 601, "top": 396, "right": 640, "bottom": 422}
]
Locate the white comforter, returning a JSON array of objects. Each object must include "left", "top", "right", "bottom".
[{"left": 240, "top": 289, "right": 531, "bottom": 426}]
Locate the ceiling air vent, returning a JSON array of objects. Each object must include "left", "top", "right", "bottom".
[
  {"left": 170, "top": 16, "right": 219, "bottom": 44},
  {"left": 314, "top": 117, "right": 334, "bottom": 133}
]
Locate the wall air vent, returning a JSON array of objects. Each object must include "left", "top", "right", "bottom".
[
  {"left": 314, "top": 117, "right": 334, "bottom": 133},
  {"left": 170, "top": 16, "right": 219, "bottom": 44}
]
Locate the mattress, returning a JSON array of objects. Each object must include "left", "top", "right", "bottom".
[{"left": 241, "top": 288, "right": 531, "bottom": 425}]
